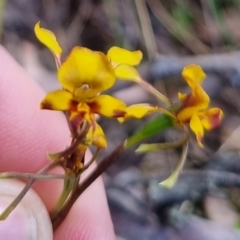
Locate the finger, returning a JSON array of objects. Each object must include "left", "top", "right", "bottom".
[
  {"left": 0, "top": 179, "right": 52, "bottom": 240},
  {"left": 0, "top": 46, "right": 115, "bottom": 239}
]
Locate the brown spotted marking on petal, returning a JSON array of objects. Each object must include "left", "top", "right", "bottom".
[
  {"left": 41, "top": 102, "right": 53, "bottom": 110},
  {"left": 88, "top": 100, "right": 126, "bottom": 117},
  {"left": 113, "top": 110, "right": 126, "bottom": 118},
  {"left": 178, "top": 93, "right": 196, "bottom": 112},
  {"left": 87, "top": 101, "right": 99, "bottom": 113},
  {"left": 69, "top": 100, "right": 79, "bottom": 111},
  {"left": 208, "top": 110, "right": 223, "bottom": 129}
]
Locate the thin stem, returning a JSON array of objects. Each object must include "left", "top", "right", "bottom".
[
  {"left": 51, "top": 178, "right": 79, "bottom": 217},
  {"left": 0, "top": 159, "right": 62, "bottom": 220},
  {"left": 0, "top": 172, "right": 74, "bottom": 180},
  {"left": 136, "top": 131, "right": 188, "bottom": 153},
  {"left": 146, "top": 0, "right": 210, "bottom": 54},
  {"left": 135, "top": 0, "right": 158, "bottom": 60},
  {"left": 138, "top": 78, "right": 172, "bottom": 106},
  {"left": 78, "top": 148, "right": 100, "bottom": 173},
  {"left": 47, "top": 122, "right": 90, "bottom": 161},
  {"left": 52, "top": 141, "right": 126, "bottom": 230}
]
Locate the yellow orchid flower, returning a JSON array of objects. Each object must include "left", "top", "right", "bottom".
[
  {"left": 41, "top": 90, "right": 126, "bottom": 149},
  {"left": 176, "top": 65, "right": 223, "bottom": 147},
  {"left": 120, "top": 65, "right": 223, "bottom": 148},
  {"left": 34, "top": 22, "right": 171, "bottom": 106},
  {"left": 34, "top": 22, "right": 158, "bottom": 149}
]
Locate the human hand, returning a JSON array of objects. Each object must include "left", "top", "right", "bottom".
[{"left": 0, "top": 46, "right": 115, "bottom": 239}]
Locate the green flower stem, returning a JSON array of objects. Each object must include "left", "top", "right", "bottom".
[
  {"left": 52, "top": 177, "right": 79, "bottom": 216},
  {"left": 138, "top": 79, "right": 172, "bottom": 106},
  {"left": 79, "top": 148, "right": 100, "bottom": 173}
]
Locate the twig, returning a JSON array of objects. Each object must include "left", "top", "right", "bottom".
[
  {"left": 135, "top": 0, "right": 158, "bottom": 60},
  {"left": 148, "top": 51, "right": 240, "bottom": 81},
  {"left": 146, "top": 0, "right": 210, "bottom": 54},
  {"left": 79, "top": 148, "right": 101, "bottom": 173},
  {"left": 0, "top": 159, "right": 62, "bottom": 220},
  {"left": 0, "top": 0, "right": 5, "bottom": 41},
  {"left": 200, "top": 0, "right": 219, "bottom": 52},
  {"left": 0, "top": 172, "right": 74, "bottom": 180}
]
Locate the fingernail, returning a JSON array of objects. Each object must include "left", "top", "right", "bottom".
[
  {"left": 0, "top": 179, "right": 53, "bottom": 240},
  {"left": 0, "top": 196, "right": 35, "bottom": 239}
]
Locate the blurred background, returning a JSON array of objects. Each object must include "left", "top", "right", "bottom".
[{"left": 2, "top": 0, "right": 240, "bottom": 239}]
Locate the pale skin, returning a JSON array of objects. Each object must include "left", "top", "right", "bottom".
[{"left": 0, "top": 46, "right": 115, "bottom": 239}]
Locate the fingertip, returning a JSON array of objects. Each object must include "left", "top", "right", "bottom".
[{"left": 0, "top": 179, "right": 53, "bottom": 240}]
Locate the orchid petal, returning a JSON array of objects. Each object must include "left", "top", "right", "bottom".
[
  {"left": 177, "top": 105, "right": 202, "bottom": 123},
  {"left": 118, "top": 104, "right": 158, "bottom": 122},
  {"left": 89, "top": 123, "right": 107, "bottom": 149},
  {"left": 177, "top": 89, "right": 210, "bottom": 122},
  {"left": 181, "top": 65, "right": 210, "bottom": 112},
  {"left": 88, "top": 95, "right": 126, "bottom": 118},
  {"left": 34, "top": 22, "right": 62, "bottom": 56},
  {"left": 114, "top": 64, "right": 140, "bottom": 81},
  {"left": 178, "top": 92, "right": 187, "bottom": 101},
  {"left": 182, "top": 65, "right": 206, "bottom": 85},
  {"left": 198, "top": 108, "right": 223, "bottom": 130},
  {"left": 41, "top": 90, "right": 75, "bottom": 111},
  {"left": 107, "top": 46, "right": 143, "bottom": 66},
  {"left": 58, "top": 47, "right": 115, "bottom": 101}
]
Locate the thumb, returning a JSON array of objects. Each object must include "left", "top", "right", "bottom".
[{"left": 0, "top": 179, "right": 53, "bottom": 240}]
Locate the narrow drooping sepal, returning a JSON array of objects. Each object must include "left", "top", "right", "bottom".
[
  {"left": 136, "top": 132, "right": 188, "bottom": 153},
  {"left": 159, "top": 141, "right": 189, "bottom": 188}
]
